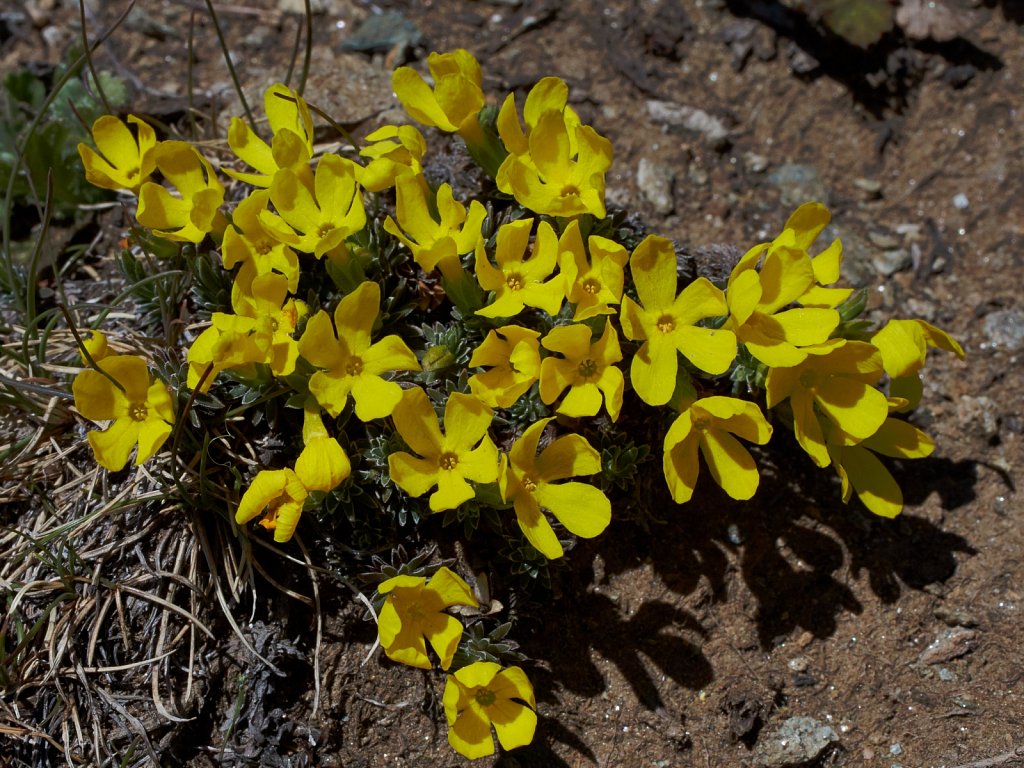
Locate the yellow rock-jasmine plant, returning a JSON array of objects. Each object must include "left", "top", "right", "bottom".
[
  {"left": 73, "top": 355, "right": 175, "bottom": 471},
  {"left": 388, "top": 388, "right": 500, "bottom": 512},
  {"left": 77, "top": 114, "right": 157, "bottom": 194},
  {"left": 475, "top": 219, "right": 563, "bottom": 318},
  {"left": 224, "top": 83, "right": 314, "bottom": 188},
  {"left": 499, "top": 417, "right": 611, "bottom": 559},
  {"left": 662, "top": 396, "right": 772, "bottom": 504},
  {"left": 298, "top": 281, "right": 420, "bottom": 421},
  {"left": 467, "top": 326, "right": 542, "bottom": 408},
  {"left": 376, "top": 566, "right": 478, "bottom": 670},
  {"left": 444, "top": 661, "right": 537, "bottom": 759},
  {"left": 558, "top": 219, "right": 629, "bottom": 321},
  {"left": 136, "top": 141, "right": 226, "bottom": 243},
  {"left": 620, "top": 234, "right": 737, "bottom": 406},
  {"left": 766, "top": 340, "right": 889, "bottom": 468},
  {"left": 539, "top": 321, "right": 624, "bottom": 421},
  {"left": 261, "top": 154, "right": 366, "bottom": 259},
  {"left": 235, "top": 436, "right": 350, "bottom": 542}
]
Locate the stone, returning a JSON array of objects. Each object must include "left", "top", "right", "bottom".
[
  {"left": 646, "top": 100, "right": 730, "bottom": 146},
  {"left": 753, "top": 716, "right": 839, "bottom": 767},
  {"left": 918, "top": 627, "right": 978, "bottom": 665},
  {"left": 956, "top": 396, "right": 999, "bottom": 442},
  {"left": 767, "top": 163, "right": 828, "bottom": 208},
  {"left": 983, "top": 309, "right": 1024, "bottom": 352},
  {"left": 871, "top": 248, "right": 912, "bottom": 277},
  {"left": 636, "top": 157, "right": 675, "bottom": 215}
]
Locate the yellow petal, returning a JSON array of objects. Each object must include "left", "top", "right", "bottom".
[
  {"left": 88, "top": 419, "right": 140, "bottom": 471},
  {"left": 294, "top": 437, "right": 351, "bottom": 492}
]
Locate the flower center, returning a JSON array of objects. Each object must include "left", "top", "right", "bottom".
[
  {"left": 439, "top": 452, "right": 459, "bottom": 471},
  {"left": 560, "top": 184, "right": 580, "bottom": 197},
  {"left": 475, "top": 688, "right": 497, "bottom": 707},
  {"left": 129, "top": 402, "right": 148, "bottom": 422},
  {"left": 317, "top": 222, "right": 335, "bottom": 238},
  {"left": 345, "top": 357, "right": 364, "bottom": 376},
  {"left": 656, "top": 314, "right": 675, "bottom": 334},
  {"left": 522, "top": 475, "right": 538, "bottom": 493},
  {"left": 577, "top": 358, "right": 598, "bottom": 379},
  {"left": 255, "top": 240, "right": 273, "bottom": 256},
  {"left": 126, "top": 167, "right": 139, "bottom": 180},
  {"left": 506, "top": 272, "right": 524, "bottom": 292},
  {"left": 799, "top": 370, "right": 817, "bottom": 390},
  {"left": 582, "top": 277, "right": 601, "bottom": 295},
  {"left": 692, "top": 414, "right": 711, "bottom": 431},
  {"left": 270, "top": 318, "right": 280, "bottom": 332}
]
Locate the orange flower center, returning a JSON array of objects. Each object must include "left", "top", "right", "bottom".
[
  {"left": 656, "top": 314, "right": 675, "bottom": 334},
  {"left": 577, "top": 358, "right": 598, "bottom": 379},
  {"left": 582, "top": 277, "right": 601, "bottom": 295},
  {"left": 522, "top": 475, "right": 538, "bottom": 493},
  {"left": 346, "top": 357, "right": 364, "bottom": 376},
  {"left": 439, "top": 452, "right": 459, "bottom": 471},
  {"left": 129, "top": 402, "right": 148, "bottom": 422},
  {"left": 506, "top": 273, "right": 524, "bottom": 292},
  {"left": 474, "top": 687, "right": 497, "bottom": 707}
]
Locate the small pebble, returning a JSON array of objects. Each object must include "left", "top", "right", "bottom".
[
  {"left": 952, "top": 192, "right": 969, "bottom": 209},
  {"left": 890, "top": 743, "right": 903, "bottom": 756},
  {"left": 938, "top": 668, "right": 955, "bottom": 681}
]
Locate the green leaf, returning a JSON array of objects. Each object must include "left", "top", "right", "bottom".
[{"left": 814, "top": 0, "right": 895, "bottom": 48}]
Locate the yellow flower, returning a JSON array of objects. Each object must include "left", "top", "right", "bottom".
[
  {"left": 499, "top": 417, "right": 611, "bottom": 559},
  {"left": 383, "top": 175, "right": 486, "bottom": 272},
  {"left": 475, "top": 219, "right": 563, "bottom": 318},
  {"left": 72, "top": 355, "right": 175, "bottom": 471},
  {"left": 222, "top": 190, "right": 300, "bottom": 293},
  {"left": 766, "top": 340, "right": 889, "bottom": 468},
  {"left": 260, "top": 154, "right": 366, "bottom": 258},
  {"left": 777, "top": 202, "right": 852, "bottom": 308},
  {"left": 495, "top": 77, "right": 612, "bottom": 218},
  {"left": 377, "top": 566, "right": 478, "bottom": 670},
  {"left": 444, "top": 661, "right": 537, "bottom": 759},
  {"left": 620, "top": 235, "right": 737, "bottom": 406},
  {"left": 539, "top": 321, "right": 624, "bottom": 421},
  {"left": 224, "top": 83, "right": 314, "bottom": 188},
  {"left": 298, "top": 281, "right": 420, "bottom": 421},
  {"left": 467, "top": 326, "right": 542, "bottom": 408},
  {"left": 725, "top": 209, "right": 842, "bottom": 368},
  {"left": 388, "top": 388, "right": 499, "bottom": 512},
  {"left": 559, "top": 219, "right": 628, "bottom": 321},
  {"left": 80, "top": 330, "right": 110, "bottom": 363},
  {"left": 77, "top": 114, "right": 158, "bottom": 194},
  {"left": 826, "top": 414, "right": 935, "bottom": 518},
  {"left": 871, "top": 318, "right": 965, "bottom": 409},
  {"left": 358, "top": 124, "right": 427, "bottom": 192},
  {"left": 662, "top": 396, "right": 772, "bottom": 504},
  {"left": 235, "top": 436, "right": 351, "bottom": 542},
  {"left": 136, "top": 141, "right": 226, "bottom": 243},
  {"left": 187, "top": 272, "right": 306, "bottom": 390},
  {"left": 392, "top": 49, "right": 485, "bottom": 140}
]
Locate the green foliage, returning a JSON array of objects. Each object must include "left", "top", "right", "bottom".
[
  {"left": 810, "top": 0, "right": 895, "bottom": 48},
  {"left": 0, "top": 54, "right": 128, "bottom": 218}
]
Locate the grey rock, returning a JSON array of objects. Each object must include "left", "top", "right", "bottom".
[
  {"left": 744, "top": 152, "right": 769, "bottom": 173},
  {"left": 952, "top": 192, "right": 969, "bottom": 210},
  {"left": 646, "top": 100, "right": 730, "bottom": 145},
  {"left": 754, "top": 716, "right": 839, "bottom": 767},
  {"left": 767, "top": 163, "right": 828, "bottom": 207},
  {"left": 956, "top": 396, "right": 999, "bottom": 441},
  {"left": 983, "top": 309, "right": 1024, "bottom": 351},
  {"left": 340, "top": 10, "right": 423, "bottom": 52},
  {"left": 871, "top": 248, "right": 912, "bottom": 277},
  {"left": 636, "top": 158, "right": 676, "bottom": 215},
  {"left": 918, "top": 626, "right": 978, "bottom": 665},
  {"left": 278, "top": 0, "right": 341, "bottom": 13}
]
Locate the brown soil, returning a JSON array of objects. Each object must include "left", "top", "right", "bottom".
[{"left": 2, "top": 1, "right": 1022, "bottom": 766}]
